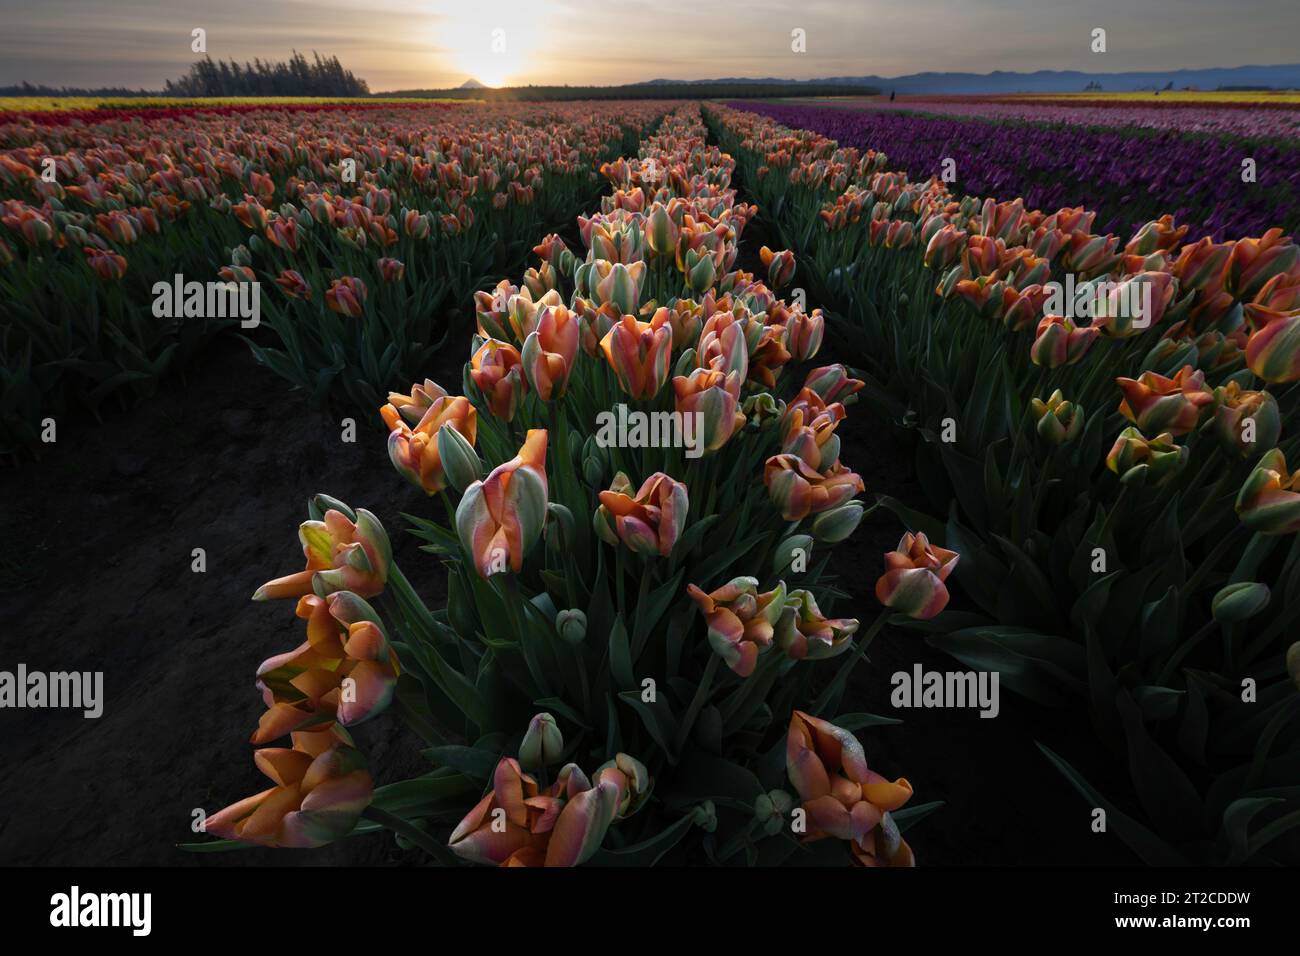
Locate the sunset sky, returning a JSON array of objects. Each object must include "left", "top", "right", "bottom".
[{"left": 1, "top": 0, "right": 1297, "bottom": 91}]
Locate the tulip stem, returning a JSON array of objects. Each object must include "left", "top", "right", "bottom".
[
  {"left": 1096, "top": 485, "right": 1130, "bottom": 545},
  {"left": 1156, "top": 619, "right": 1218, "bottom": 686},
  {"left": 1009, "top": 367, "right": 1049, "bottom": 470},
  {"left": 388, "top": 561, "right": 439, "bottom": 644},
  {"left": 361, "top": 806, "right": 459, "bottom": 866},
  {"left": 631, "top": 567, "right": 654, "bottom": 654},
  {"left": 811, "top": 608, "right": 891, "bottom": 717},
  {"left": 1183, "top": 523, "right": 1247, "bottom": 597},
  {"left": 1178, "top": 469, "right": 1234, "bottom": 541},
  {"left": 714, "top": 817, "right": 762, "bottom": 863},
  {"left": 438, "top": 489, "right": 457, "bottom": 529},
  {"left": 1027, "top": 445, "right": 1056, "bottom": 529},
  {"left": 674, "top": 654, "right": 721, "bottom": 756},
  {"left": 615, "top": 546, "right": 626, "bottom": 615}
]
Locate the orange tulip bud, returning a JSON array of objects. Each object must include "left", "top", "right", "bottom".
[
  {"left": 874, "top": 532, "right": 959, "bottom": 620},
  {"left": 1116, "top": 365, "right": 1213, "bottom": 436},
  {"left": 471, "top": 338, "right": 527, "bottom": 421},
  {"left": 599, "top": 309, "right": 673, "bottom": 399},
  {"left": 455, "top": 430, "right": 549, "bottom": 576}
]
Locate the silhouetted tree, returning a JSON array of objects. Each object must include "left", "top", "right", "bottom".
[{"left": 163, "top": 52, "right": 370, "bottom": 96}]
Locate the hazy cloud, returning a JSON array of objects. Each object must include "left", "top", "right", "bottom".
[{"left": 1, "top": 0, "right": 1296, "bottom": 90}]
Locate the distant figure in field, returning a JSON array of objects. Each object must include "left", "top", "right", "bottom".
[{"left": 889, "top": 90, "right": 895, "bottom": 101}]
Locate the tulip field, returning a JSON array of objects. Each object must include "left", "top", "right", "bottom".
[
  {"left": 0, "top": 101, "right": 647, "bottom": 443},
  {"left": 2, "top": 89, "right": 1299, "bottom": 872},
  {"left": 733, "top": 100, "right": 1300, "bottom": 243},
  {"left": 708, "top": 100, "right": 1300, "bottom": 866}
]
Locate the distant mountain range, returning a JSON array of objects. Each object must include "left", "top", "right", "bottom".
[
  {"left": 643, "top": 63, "right": 1300, "bottom": 95},
  {"left": 458, "top": 78, "right": 487, "bottom": 89}
]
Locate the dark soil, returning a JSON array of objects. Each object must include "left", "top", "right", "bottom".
[{"left": 0, "top": 337, "right": 463, "bottom": 866}]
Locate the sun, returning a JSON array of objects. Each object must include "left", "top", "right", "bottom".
[
  {"left": 437, "top": 2, "right": 540, "bottom": 87},
  {"left": 473, "top": 59, "right": 514, "bottom": 90}
]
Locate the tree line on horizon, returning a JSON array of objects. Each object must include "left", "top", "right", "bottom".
[
  {"left": 164, "top": 52, "right": 369, "bottom": 97},
  {"left": 0, "top": 52, "right": 369, "bottom": 98}
]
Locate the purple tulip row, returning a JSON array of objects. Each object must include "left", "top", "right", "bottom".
[
  {"left": 728, "top": 101, "right": 1300, "bottom": 243},
  {"left": 800, "top": 97, "right": 1300, "bottom": 140}
]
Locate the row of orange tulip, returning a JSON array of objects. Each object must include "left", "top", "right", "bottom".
[
  {"left": 204, "top": 103, "right": 957, "bottom": 866},
  {"left": 705, "top": 103, "right": 1300, "bottom": 865},
  {"left": 0, "top": 101, "right": 666, "bottom": 445},
  {"left": 1, "top": 102, "right": 662, "bottom": 275},
  {"left": 710, "top": 103, "right": 1300, "bottom": 541}
]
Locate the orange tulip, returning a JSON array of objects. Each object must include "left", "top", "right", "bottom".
[
  {"left": 252, "top": 591, "right": 401, "bottom": 743},
  {"left": 521, "top": 303, "right": 580, "bottom": 400},
  {"left": 1229, "top": 229, "right": 1300, "bottom": 300},
  {"left": 764, "top": 454, "right": 863, "bottom": 521},
  {"left": 455, "top": 430, "right": 549, "bottom": 576},
  {"left": 380, "top": 387, "right": 478, "bottom": 495},
  {"left": 775, "top": 589, "right": 858, "bottom": 661},
  {"left": 696, "top": 309, "right": 752, "bottom": 379},
  {"left": 759, "top": 246, "right": 796, "bottom": 287},
  {"left": 749, "top": 324, "right": 792, "bottom": 389},
  {"left": 254, "top": 507, "right": 391, "bottom": 602},
  {"left": 875, "top": 532, "right": 959, "bottom": 620},
  {"left": 802, "top": 364, "right": 864, "bottom": 404},
  {"left": 324, "top": 276, "right": 367, "bottom": 317},
  {"left": 781, "top": 394, "right": 845, "bottom": 472},
  {"left": 686, "top": 577, "right": 785, "bottom": 677},
  {"left": 470, "top": 338, "right": 526, "bottom": 421},
  {"left": 85, "top": 246, "right": 127, "bottom": 280},
  {"left": 384, "top": 378, "right": 449, "bottom": 427},
  {"left": 672, "top": 367, "right": 746, "bottom": 454},
  {"left": 599, "top": 309, "right": 672, "bottom": 399},
  {"left": 1243, "top": 304, "right": 1300, "bottom": 384},
  {"left": 448, "top": 753, "right": 648, "bottom": 867},
  {"left": 1116, "top": 365, "right": 1214, "bottom": 436},
  {"left": 275, "top": 269, "right": 311, "bottom": 299},
  {"left": 594, "top": 472, "right": 689, "bottom": 557},
  {"left": 786, "top": 711, "right": 914, "bottom": 866},
  {"left": 206, "top": 725, "right": 372, "bottom": 848}
]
